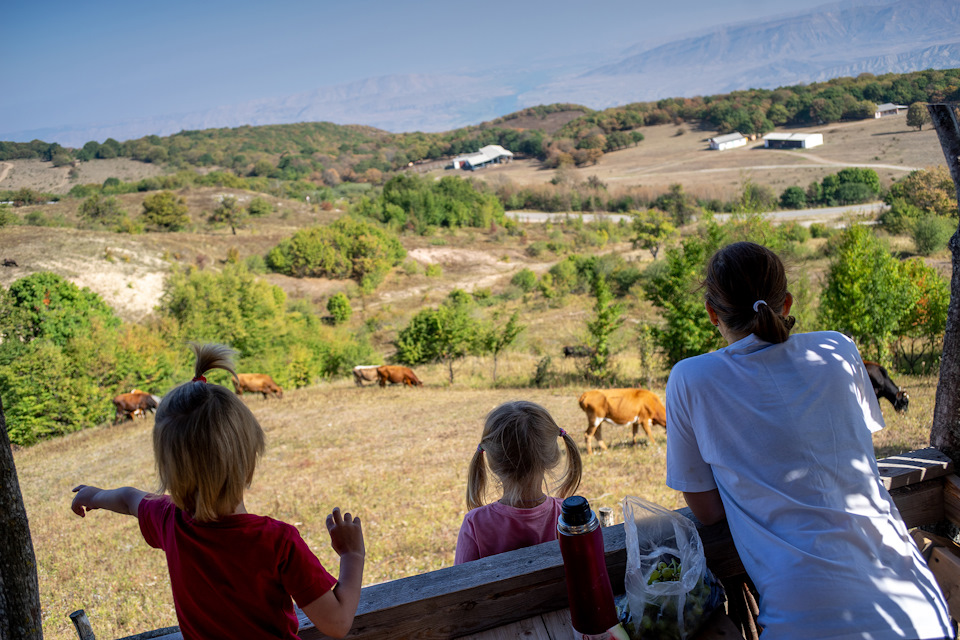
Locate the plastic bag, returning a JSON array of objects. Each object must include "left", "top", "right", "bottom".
[{"left": 615, "top": 496, "right": 724, "bottom": 640}]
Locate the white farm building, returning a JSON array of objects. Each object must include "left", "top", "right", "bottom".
[
  {"left": 709, "top": 132, "right": 748, "bottom": 151},
  {"left": 762, "top": 132, "right": 823, "bottom": 149},
  {"left": 451, "top": 145, "right": 514, "bottom": 170},
  {"left": 875, "top": 103, "right": 908, "bottom": 118}
]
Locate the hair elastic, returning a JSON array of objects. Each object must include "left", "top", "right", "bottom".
[
  {"left": 192, "top": 375, "right": 207, "bottom": 383},
  {"left": 476, "top": 443, "right": 484, "bottom": 453},
  {"left": 752, "top": 300, "right": 768, "bottom": 312},
  {"left": 559, "top": 428, "right": 567, "bottom": 438}
]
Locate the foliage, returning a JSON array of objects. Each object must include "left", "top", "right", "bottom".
[
  {"left": 510, "top": 268, "right": 538, "bottom": 293},
  {"left": 141, "top": 190, "right": 190, "bottom": 231},
  {"left": 817, "top": 225, "right": 913, "bottom": 363},
  {"left": 247, "top": 196, "right": 273, "bottom": 217},
  {"left": 885, "top": 167, "right": 957, "bottom": 218},
  {"left": 266, "top": 216, "right": 406, "bottom": 293},
  {"left": 911, "top": 215, "right": 956, "bottom": 256},
  {"left": 476, "top": 309, "right": 525, "bottom": 384},
  {"left": 584, "top": 273, "right": 625, "bottom": 382},
  {"left": 327, "top": 292, "right": 352, "bottom": 325},
  {"left": 0, "top": 204, "right": 18, "bottom": 227},
  {"left": 393, "top": 290, "right": 479, "bottom": 383},
  {"left": 207, "top": 195, "right": 248, "bottom": 234},
  {"left": 906, "top": 102, "right": 931, "bottom": 131},
  {"left": 78, "top": 194, "right": 126, "bottom": 227},
  {"left": 354, "top": 173, "right": 507, "bottom": 234},
  {"left": 642, "top": 235, "right": 724, "bottom": 365},
  {"left": 779, "top": 186, "right": 807, "bottom": 210},
  {"left": 631, "top": 209, "right": 677, "bottom": 259},
  {"left": 654, "top": 184, "right": 700, "bottom": 226}
]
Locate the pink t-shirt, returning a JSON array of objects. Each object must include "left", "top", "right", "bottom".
[
  {"left": 454, "top": 496, "right": 563, "bottom": 564},
  {"left": 139, "top": 495, "right": 337, "bottom": 640}
]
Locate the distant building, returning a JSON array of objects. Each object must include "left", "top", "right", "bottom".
[
  {"left": 874, "top": 103, "right": 909, "bottom": 118},
  {"left": 762, "top": 132, "right": 823, "bottom": 149},
  {"left": 451, "top": 145, "right": 514, "bottom": 170},
  {"left": 709, "top": 132, "right": 748, "bottom": 151}
]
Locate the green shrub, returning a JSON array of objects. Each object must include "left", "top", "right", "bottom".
[
  {"left": 911, "top": 216, "right": 955, "bottom": 256},
  {"left": 248, "top": 196, "right": 273, "bottom": 217},
  {"left": 425, "top": 263, "right": 443, "bottom": 277},
  {"left": 511, "top": 268, "right": 538, "bottom": 292},
  {"left": 141, "top": 191, "right": 190, "bottom": 231},
  {"left": 79, "top": 194, "right": 126, "bottom": 227},
  {"left": 327, "top": 292, "right": 352, "bottom": 325}
]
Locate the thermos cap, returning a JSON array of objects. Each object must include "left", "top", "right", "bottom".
[{"left": 561, "top": 495, "right": 592, "bottom": 526}]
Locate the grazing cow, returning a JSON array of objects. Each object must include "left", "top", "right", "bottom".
[
  {"left": 376, "top": 365, "right": 423, "bottom": 388},
  {"left": 112, "top": 391, "right": 159, "bottom": 423},
  {"left": 128, "top": 389, "right": 161, "bottom": 418},
  {"left": 2, "top": 258, "right": 18, "bottom": 267},
  {"left": 563, "top": 345, "right": 594, "bottom": 358},
  {"left": 863, "top": 361, "right": 909, "bottom": 413},
  {"left": 353, "top": 365, "right": 382, "bottom": 387},
  {"left": 577, "top": 388, "right": 667, "bottom": 455},
  {"left": 233, "top": 373, "right": 283, "bottom": 399}
]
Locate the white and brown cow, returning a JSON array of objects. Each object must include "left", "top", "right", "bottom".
[
  {"left": 577, "top": 388, "right": 667, "bottom": 455},
  {"left": 352, "top": 365, "right": 382, "bottom": 387}
]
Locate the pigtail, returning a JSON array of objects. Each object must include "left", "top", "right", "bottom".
[
  {"left": 753, "top": 303, "right": 792, "bottom": 344},
  {"left": 465, "top": 446, "right": 488, "bottom": 511},
  {"left": 555, "top": 431, "right": 583, "bottom": 499},
  {"left": 189, "top": 342, "right": 238, "bottom": 384}
]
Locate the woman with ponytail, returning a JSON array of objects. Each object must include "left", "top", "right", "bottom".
[
  {"left": 72, "top": 343, "right": 366, "bottom": 639},
  {"left": 455, "top": 400, "right": 582, "bottom": 564},
  {"left": 665, "top": 242, "right": 951, "bottom": 639}
]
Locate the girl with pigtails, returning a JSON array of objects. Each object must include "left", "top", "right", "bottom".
[
  {"left": 72, "top": 343, "right": 366, "bottom": 639},
  {"left": 455, "top": 400, "right": 583, "bottom": 564}
]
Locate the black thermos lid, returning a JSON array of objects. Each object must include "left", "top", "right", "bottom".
[{"left": 561, "top": 495, "right": 592, "bottom": 526}]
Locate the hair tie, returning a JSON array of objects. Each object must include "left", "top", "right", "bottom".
[
  {"left": 752, "top": 300, "right": 767, "bottom": 313},
  {"left": 476, "top": 444, "right": 484, "bottom": 453},
  {"left": 559, "top": 428, "right": 567, "bottom": 438},
  {"left": 192, "top": 375, "right": 207, "bottom": 383}
]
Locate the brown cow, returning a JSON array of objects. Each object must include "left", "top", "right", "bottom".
[
  {"left": 353, "top": 365, "right": 382, "bottom": 387},
  {"left": 376, "top": 365, "right": 423, "bottom": 388},
  {"left": 577, "top": 388, "right": 666, "bottom": 455},
  {"left": 233, "top": 373, "right": 283, "bottom": 399},
  {"left": 112, "top": 391, "right": 159, "bottom": 423}
]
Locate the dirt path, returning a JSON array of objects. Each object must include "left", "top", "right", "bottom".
[{"left": 0, "top": 162, "right": 12, "bottom": 185}]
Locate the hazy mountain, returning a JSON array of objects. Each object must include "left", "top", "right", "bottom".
[
  {"left": 521, "top": 0, "right": 960, "bottom": 107},
  {"left": 5, "top": 0, "right": 959, "bottom": 147}
]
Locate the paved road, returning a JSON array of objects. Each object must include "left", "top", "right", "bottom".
[{"left": 506, "top": 201, "right": 887, "bottom": 227}]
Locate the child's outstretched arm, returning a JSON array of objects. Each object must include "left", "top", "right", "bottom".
[
  {"left": 301, "top": 507, "right": 365, "bottom": 639},
  {"left": 71, "top": 485, "right": 150, "bottom": 518}
]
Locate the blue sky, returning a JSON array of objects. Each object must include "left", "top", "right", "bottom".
[{"left": 2, "top": 0, "right": 844, "bottom": 138}]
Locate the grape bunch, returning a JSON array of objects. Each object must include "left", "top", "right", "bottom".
[
  {"left": 647, "top": 557, "right": 682, "bottom": 585},
  {"left": 615, "top": 563, "right": 724, "bottom": 640}
]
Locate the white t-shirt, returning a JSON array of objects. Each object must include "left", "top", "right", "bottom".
[{"left": 666, "top": 331, "right": 952, "bottom": 640}]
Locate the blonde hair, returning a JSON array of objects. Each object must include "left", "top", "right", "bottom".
[
  {"left": 153, "top": 343, "right": 265, "bottom": 522},
  {"left": 465, "top": 401, "right": 582, "bottom": 510}
]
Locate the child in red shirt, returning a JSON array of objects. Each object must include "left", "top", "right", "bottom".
[
  {"left": 71, "top": 343, "right": 365, "bottom": 639},
  {"left": 455, "top": 400, "right": 583, "bottom": 564}
]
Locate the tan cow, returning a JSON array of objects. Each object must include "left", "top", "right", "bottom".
[
  {"left": 112, "top": 391, "right": 159, "bottom": 423},
  {"left": 577, "top": 388, "right": 666, "bottom": 455},
  {"left": 353, "top": 365, "right": 382, "bottom": 387},
  {"left": 376, "top": 365, "right": 423, "bottom": 388},
  {"left": 233, "top": 373, "right": 283, "bottom": 399}
]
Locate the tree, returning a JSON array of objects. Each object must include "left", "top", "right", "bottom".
[
  {"left": 394, "top": 291, "right": 478, "bottom": 384},
  {"left": 654, "top": 184, "right": 699, "bottom": 226},
  {"left": 631, "top": 209, "right": 677, "bottom": 260},
  {"left": 817, "top": 225, "right": 913, "bottom": 363},
  {"left": 141, "top": 190, "right": 189, "bottom": 231},
  {"left": 779, "top": 186, "right": 807, "bottom": 210},
  {"left": 0, "top": 397, "right": 43, "bottom": 640},
  {"left": 327, "top": 292, "right": 352, "bottom": 325},
  {"left": 907, "top": 102, "right": 931, "bottom": 131},
  {"left": 926, "top": 103, "right": 960, "bottom": 463},
  {"left": 208, "top": 195, "right": 248, "bottom": 235},
  {"left": 79, "top": 194, "right": 126, "bottom": 226},
  {"left": 477, "top": 310, "right": 524, "bottom": 384},
  {"left": 584, "top": 273, "right": 625, "bottom": 382},
  {"left": 247, "top": 196, "right": 273, "bottom": 217}
]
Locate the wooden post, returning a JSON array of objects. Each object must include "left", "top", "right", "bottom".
[
  {"left": 598, "top": 507, "right": 615, "bottom": 527},
  {"left": 0, "top": 396, "right": 43, "bottom": 640},
  {"left": 69, "top": 610, "right": 95, "bottom": 640},
  {"left": 927, "top": 103, "right": 960, "bottom": 465}
]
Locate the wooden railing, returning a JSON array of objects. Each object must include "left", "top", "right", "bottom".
[{"left": 73, "top": 447, "right": 956, "bottom": 640}]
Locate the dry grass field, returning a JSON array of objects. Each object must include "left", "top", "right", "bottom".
[{"left": 15, "top": 362, "right": 938, "bottom": 639}]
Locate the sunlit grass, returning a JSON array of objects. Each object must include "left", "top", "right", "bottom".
[{"left": 16, "top": 363, "right": 939, "bottom": 639}]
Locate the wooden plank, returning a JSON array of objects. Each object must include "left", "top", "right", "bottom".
[
  {"left": 876, "top": 447, "right": 954, "bottom": 490},
  {"left": 890, "top": 478, "right": 945, "bottom": 528},
  {"left": 944, "top": 475, "right": 960, "bottom": 529},
  {"left": 930, "top": 547, "right": 960, "bottom": 622},
  {"left": 298, "top": 525, "right": 626, "bottom": 640},
  {"left": 456, "top": 613, "right": 554, "bottom": 640}
]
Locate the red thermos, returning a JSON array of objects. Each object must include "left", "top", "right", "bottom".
[{"left": 557, "top": 496, "right": 628, "bottom": 639}]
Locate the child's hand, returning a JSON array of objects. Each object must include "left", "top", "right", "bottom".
[
  {"left": 71, "top": 485, "right": 102, "bottom": 517},
  {"left": 326, "top": 507, "right": 365, "bottom": 559}
]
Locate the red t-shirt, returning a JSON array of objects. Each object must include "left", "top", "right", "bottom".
[{"left": 139, "top": 496, "right": 336, "bottom": 639}]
